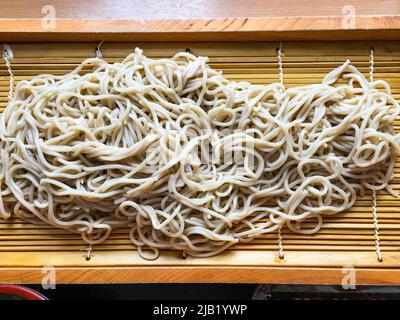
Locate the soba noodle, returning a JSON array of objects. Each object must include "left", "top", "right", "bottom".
[{"left": 0, "top": 48, "right": 399, "bottom": 259}]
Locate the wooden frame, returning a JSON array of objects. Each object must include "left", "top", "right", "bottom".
[
  {"left": 1, "top": 16, "right": 400, "bottom": 42},
  {"left": 1, "top": 41, "right": 400, "bottom": 285},
  {"left": 0, "top": 1, "right": 400, "bottom": 284},
  {"left": 2, "top": 267, "right": 400, "bottom": 285}
]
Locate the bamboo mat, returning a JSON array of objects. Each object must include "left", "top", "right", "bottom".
[{"left": 0, "top": 41, "right": 399, "bottom": 284}]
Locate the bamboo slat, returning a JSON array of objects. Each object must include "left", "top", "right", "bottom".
[{"left": 0, "top": 41, "right": 400, "bottom": 284}]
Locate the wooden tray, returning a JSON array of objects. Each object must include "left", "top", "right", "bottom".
[
  {"left": 1, "top": 0, "right": 400, "bottom": 41},
  {"left": 1, "top": 40, "right": 400, "bottom": 284}
]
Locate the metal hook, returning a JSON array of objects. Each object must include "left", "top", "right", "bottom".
[{"left": 82, "top": 244, "right": 94, "bottom": 261}]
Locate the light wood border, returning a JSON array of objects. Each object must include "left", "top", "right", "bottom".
[
  {"left": 0, "top": 16, "right": 400, "bottom": 42},
  {"left": 1, "top": 267, "right": 400, "bottom": 284}
]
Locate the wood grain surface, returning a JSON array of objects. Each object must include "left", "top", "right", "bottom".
[
  {"left": 0, "top": 0, "right": 399, "bottom": 41},
  {"left": 2, "top": 267, "right": 400, "bottom": 285},
  {"left": 1, "top": 0, "right": 398, "bottom": 19}
]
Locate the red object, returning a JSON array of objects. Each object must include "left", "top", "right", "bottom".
[{"left": 0, "top": 285, "right": 47, "bottom": 300}]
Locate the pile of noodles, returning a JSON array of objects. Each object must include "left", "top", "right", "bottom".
[{"left": 0, "top": 48, "right": 399, "bottom": 259}]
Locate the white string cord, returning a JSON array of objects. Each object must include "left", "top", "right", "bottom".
[
  {"left": 372, "top": 189, "right": 383, "bottom": 262},
  {"left": 370, "top": 47, "right": 383, "bottom": 262},
  {"left": 277, "top": 41, "right": 285, "bottom": 259},
  {"left": 277, "top": 42, "right": 284, "bottom": 85},
  {"left": 3, "top": 44, "right": 14, "bottom": 100},
  {"left": 369, "top": 47, "right": 374, "bottom": 83},
  {"left": 277, "top": 226, "right": 285, "bottom": 259}
]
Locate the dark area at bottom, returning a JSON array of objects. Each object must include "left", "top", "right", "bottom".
[{"left": 6, "top": 284, "right": 398, "bottom": 300}]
